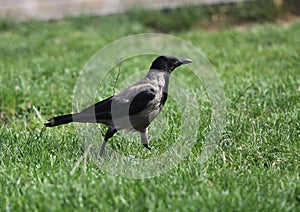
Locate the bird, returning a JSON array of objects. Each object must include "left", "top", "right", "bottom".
[{"left": 45, "top": 55, "right": 192, "bottom": 156}]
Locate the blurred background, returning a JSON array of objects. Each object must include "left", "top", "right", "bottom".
[
  {"left": 0, "top": 0, "right": 299, "bottom": 32},
  {"left": 0, "top": 1, "right": 257, "bottom": 20},
  {"left": 1, "top": 0, "right": 299, "bottom": 24}
]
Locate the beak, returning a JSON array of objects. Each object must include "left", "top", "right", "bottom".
[{"left": 179, "top": 58, "right": 192, "bottom": 64}]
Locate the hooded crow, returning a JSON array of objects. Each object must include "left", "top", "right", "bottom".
[{"left": 45, "top": 55, "right": 192, "bottom": 156}]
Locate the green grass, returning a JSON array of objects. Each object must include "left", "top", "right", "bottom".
[
  {"left": 128, "top": 0, "right": 300, "bottom": 32},
  {"left": 0, "top": 13, "right": 300, "bottom": 211}
]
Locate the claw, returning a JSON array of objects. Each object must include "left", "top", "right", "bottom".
[{"left": 143, "top": 143, "right": 152, "bottom": 150}]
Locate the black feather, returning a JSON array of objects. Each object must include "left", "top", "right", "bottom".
[
  {"left": 160, "top": 92, "right": 168, "bottom": 107},
  {"left": 44, "top": 114, "right": 73, "bottom": 127},
  {"left": 129, "top": 89, "right": 156, "bottom": 116},
  {"left": 80, "top": 96, "right": 113, "bottom": 120}
]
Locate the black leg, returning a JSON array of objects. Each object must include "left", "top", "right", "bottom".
[
  {"left": 99, "top": 127, "right": 117, "bottom": 157},
  {"left": 143, "top": 143, "right": 152, "bottom": 150},
  {"left": 140, "top": 128, "right": 152, "bottom": 151}
]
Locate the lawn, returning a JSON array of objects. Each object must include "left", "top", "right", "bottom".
[{"left": 0, "top": 13, "right": 299, "bottom": 211}]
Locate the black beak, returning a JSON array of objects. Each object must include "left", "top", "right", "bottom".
[{"left": 179, "top": 58, "right": 192, "bottom": 64}]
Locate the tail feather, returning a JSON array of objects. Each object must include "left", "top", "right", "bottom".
[{"left": 44, "top": 114, "right": 73, "bottom": 127}]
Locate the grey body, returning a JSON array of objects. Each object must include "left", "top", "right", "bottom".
[
  {"left": 110, "top": 69, "right": 169, "bottom": 131},
  {"left": 45, "top": 56, "right": 192, "bottom": 156}
]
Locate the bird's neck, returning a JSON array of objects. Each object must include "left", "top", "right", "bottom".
[{"left": 146, "top": 70, "right": 170, "bottom": 93}]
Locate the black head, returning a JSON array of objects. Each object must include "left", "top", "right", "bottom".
[{"left": 150, "top": 55, "right": 192, "bottom": 73}]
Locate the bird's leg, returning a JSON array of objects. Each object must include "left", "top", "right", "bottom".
[
  {"left": 99, "top": 127, "right": 117, "bottom": 157},
  {"left": 140, "top": 128, "right": 152, "bottom": 150}
]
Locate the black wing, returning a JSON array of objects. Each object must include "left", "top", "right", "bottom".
[
  {"left": 129, "top": 89, "right": 156, "bottom": 116},
  {"left": 80, "top": 96, "right": 113, "bottom": 120},
  {"left": 78, "top": 88, "right": 156, "bottom": 121}
]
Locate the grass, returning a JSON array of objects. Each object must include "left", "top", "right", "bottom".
[
  {"left": 128, "top": 0, "right": 300, "bottom": 32},
  {"left": 0, "top": 11, "right": 300, "bottom": 212}
]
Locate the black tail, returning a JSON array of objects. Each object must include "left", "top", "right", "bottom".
[{"left": 44, "top": 114, "right": 73, "bottom": 127}]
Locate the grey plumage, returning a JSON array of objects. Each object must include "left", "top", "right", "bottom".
[{"left": 45, "top": 55, "right": 192, "bottom": 156}]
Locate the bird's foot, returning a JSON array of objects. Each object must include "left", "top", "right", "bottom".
[{"left": 143, "top": 144, "right": 152, "bottom": 150}]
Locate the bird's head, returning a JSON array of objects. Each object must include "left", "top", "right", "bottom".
[{"left": 150, "top": 55, "right": 192, "bottom": 73}]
